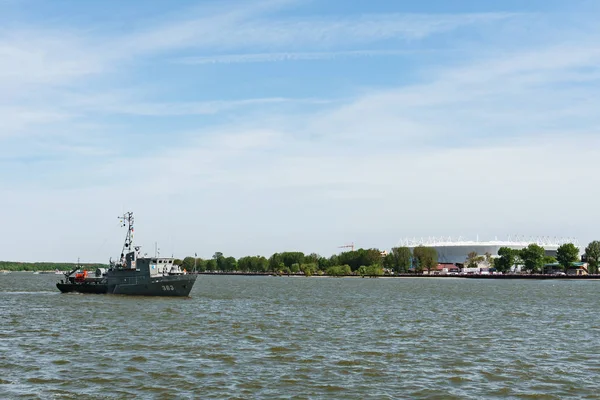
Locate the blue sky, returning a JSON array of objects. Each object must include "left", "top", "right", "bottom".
[{"left": 1, "top": 0, "right": 599, "bottom": 262}]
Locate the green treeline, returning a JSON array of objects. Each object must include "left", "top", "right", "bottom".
[
  {"left": 0, "top": 246, "right": 429, "bottom": 276},
  {"left": 174, "top": 246, "right": 438, "bottom": 277},
  {"left": 491, "top": 241, "right": 600, "bottom": 274},
  {"left": 3, "top": 240, "right": 598, "bottom": 276},
  {"left": 0, "top": 261, "right": 108, "bottom": 272}
]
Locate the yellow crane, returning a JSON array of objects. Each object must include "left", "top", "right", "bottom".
[{"left": 338, "top": 242, "right": 355, "bottom": 252}]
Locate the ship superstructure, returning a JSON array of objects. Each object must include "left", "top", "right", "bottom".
[{"left": 57, "top": 212, "right": 197, "bottom": 296}]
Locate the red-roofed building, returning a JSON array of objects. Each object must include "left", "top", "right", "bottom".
[{"left": 425, "top": 263, "right": 459, "bottom": 275}]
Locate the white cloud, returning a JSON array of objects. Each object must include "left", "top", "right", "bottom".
[
  {"left": 0, "top": 1, "right": 509, "bottom": 140},
  {"left": 77, "top": 37, "right": 599, "bottom": 258},
  {"left": 174, "top": 49, "right": 427, "bottom": 65},
  {"left": 0, "top": 32, "right": 107, "bottom": 89},
  {"left": 92, "top": 97, "right": 326, "bottom": 116},
  {"left": 5, "top": 132, "right": 596, "bottom": 262},
  {"left": 0, "top": 107, "right": 71, "bottom": 135},
  {"left": 440, "top": 45, "right": 600, "bottom": 86},
  {"left": 122, "top": 8, "right": 516, "bottom": 54},
  {"left": 2, "top": 1, "right": 600, "bottom": 261}
]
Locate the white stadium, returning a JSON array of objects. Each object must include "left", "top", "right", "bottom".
[{"left": 398, "top": 236, "right": 579, "bottom": 265}]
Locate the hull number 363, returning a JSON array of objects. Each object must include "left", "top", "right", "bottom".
[{"left": 162, "top": 285, "right": 175, "bottom": 291}]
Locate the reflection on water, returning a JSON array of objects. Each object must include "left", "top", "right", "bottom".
[{"left": 1, "top": 273, "right": 599, "bottom": 399}]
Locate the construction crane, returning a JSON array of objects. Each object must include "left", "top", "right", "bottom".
[{"left": 338, "top": 242, "right": 355, "bottom": 252}]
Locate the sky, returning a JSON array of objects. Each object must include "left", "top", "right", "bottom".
[{"left": 1, "top": 0, "right": 600, "bottom": 262}]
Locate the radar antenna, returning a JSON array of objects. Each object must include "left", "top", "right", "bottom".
[{"left": 118, "top": 212, "right": 135, "bottom": 260}]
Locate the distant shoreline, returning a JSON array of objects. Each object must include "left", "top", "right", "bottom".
[
  {"left": 4, "top": 270, "right": 598, "bottom": 280},
  {"left": 192, "top": 272, "right": 600, "bottom": 280}
]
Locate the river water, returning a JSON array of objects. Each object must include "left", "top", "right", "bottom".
[{"left": 1, "top": 273, "right": 599, "bottom": 399}]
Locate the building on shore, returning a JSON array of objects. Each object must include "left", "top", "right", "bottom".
[
  {"left": 398, "top": 236, "right": 578, "bottom": 265},
  {"left": 545, "top": 262, "right": 588, "bottom": 275}
]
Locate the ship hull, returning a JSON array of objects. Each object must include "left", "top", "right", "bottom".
[
  {"left": 57, "top": 274, "right": 198, "bottom": 297},
  {"left": 108, "top": 274, "right": 197, "bottom": 296},
  {"left": 56, "top": 282, "right": 108, "bottom": 294}
]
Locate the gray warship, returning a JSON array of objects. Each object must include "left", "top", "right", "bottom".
[{"left": 56, "top": 212, "right": 197, "bottom": 296}]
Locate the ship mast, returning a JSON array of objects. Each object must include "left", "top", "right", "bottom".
[{"left": 118, "top": 212, "right": 135, "bottom": 259}]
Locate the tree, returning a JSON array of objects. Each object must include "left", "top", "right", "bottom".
[
  {"left": 412, "top": 253, "right": 422, "bottom": 273},
  {"left": 305, "top": 253, "right": 320, "bottom": 264},
  {"left": 326, "top": 265, "right": 351, "bottom": 276},
  {"left": 556, "top": 243, "right": 579, "bottom": 273},
  {"left": 317, "top": 256, "right": 330, "bottom": 271},
  {"left": 484, "top": 252, "right": 493, "bottom": 266},
  {"left": 268, "top": 253, "right": 283, "bottom": 273},
  {"left": 239, "top": 256, "right": 268, "bottom": 273},
  {"left": 338, "top": 248, "right": 382, "bottom": 271},
  {"left": 237, "top": 256, "right": 251, "bottom": 272},
  {"left": 465, "top": 251, "right": 485, "bottom": 269},
  {"left": 357, "top": 265, "right": 383, "bottom": 277},
  {"left": 204, "top": 259, "right": 217, "bottom": 271},
  {"left": 212, "top": 252, "right": 226, "bottom": 271},
  {"left": 253, "top": 256, "right": 269, "bottom": 273},
  {"left": 367, "top": 265, "right": 383, "bottom": 277},
  {"left": 280, "top": 252, "right": 305, "bottom": 268},
  {"left": 290, "top": 263, "right": 300, "bottom": 274},
  {"left": 328, "top": 254, "right": 340, "bottom": 268},
  {"left": 413, "top": 246, "right": 438, "bottom": 274},
  {"left": 362, "top": 249, "right": 384, "bottom": 267},
  {"left": 224, "top": 256, "right": 237, "bottom": 272},
  {"left": 495, "top": 247, "right": 516, "bottom": 273},
  {"left": 217, "top": 256, "right": 229, "bottom": 271},
  {"left": 181, "top": 256, "right": 196, "bottom": 271},
  {"left": 544, "top": 256, "right": 557, "bottom": 265},
  {"left": 194, "top": 258, "right": 205, "bottom": 272},
  {"left": 520, "top": 244, "right": 546, "bottom": 274},
  {"left": 382, "top": 253, "right": 395, "bottom": 270},
  {"left": 390, "top": 247, "right": 412, "bottom": 273},
  {"left": 585, "top": 241, "right": 600, "bottom": 274},
  {"left": 300, "top": 263, "right": 318, "bottom": 276}
]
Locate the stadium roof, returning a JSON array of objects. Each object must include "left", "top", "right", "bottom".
[{"left": 398, "top": 236, "right": 579, "bottom": 248}]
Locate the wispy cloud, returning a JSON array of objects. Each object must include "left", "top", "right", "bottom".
[
  {"left": 122, "top": 10, "right": 517, "bottom": 54},
  {"left": 175, "top": 49, "right": 437, "bottom": 65},
  {"left": 0, "top": 1, "right": 511, "bottom": 139},
  {"left": 2, "top": 0, "right": 600, "bottom": 261},
  {"left": 107, "top": 32, "right": 600, "bottom": 202},
  {"left": 0, "top": 32, "right": 106, "bottom": 89},
  {"left": 91, "top": 97, "right": 332, "bottom": 116}
]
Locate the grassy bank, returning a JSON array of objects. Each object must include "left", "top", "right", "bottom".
[{"left": 0, "top": 261, "right": 108, "bottom": 272}]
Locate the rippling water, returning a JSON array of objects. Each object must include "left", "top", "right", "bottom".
[{"left": 1, "top": 273, "right": 600, "bottom": 399}]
